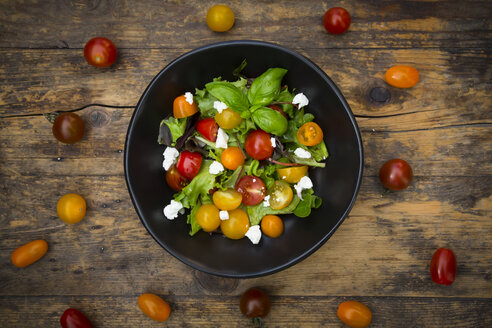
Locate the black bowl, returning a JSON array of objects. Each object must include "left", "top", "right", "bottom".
[{"left": 124, "top": 40, "right": 363, "bottom": 278}]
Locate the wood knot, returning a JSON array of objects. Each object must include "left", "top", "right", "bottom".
[
  {"left": 88, "top": 108, "right": 110, "bottom": 128},
  {"left": 194, "top": 271, "right": 239, "bottom": 294},
  {"left": 369, "top": 87, "right": 391, "bottom": 104}
]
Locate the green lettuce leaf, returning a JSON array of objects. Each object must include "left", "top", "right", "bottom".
[
  {"left": 247, "top": 195, "right": 301, "bottom": 226},
  {"left": 293, "top": 189, "right": 322, "bottom": 218},
  {"left": 160, "top": 117, "right": 187, "bottom": 145}
]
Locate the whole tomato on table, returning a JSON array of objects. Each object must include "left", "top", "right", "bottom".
[
  {"left": 11, "top": 239, "right": 48, "bottom": 268},
  {"left": 379, "top": 159, "right": 413, "bottom": 191},
  {"left": 240, "top": 288, "right": 271, "bottom": 326},
  {"left": 60, "top": 308, "right": 93, "bottom": 328},
  {"left": 138, "top": 293, "right": 171, "bottom": 322},
  {"left": 84, "top": 37, "right": 117, "bottom": 68},
  {"left": 323, "top": 7, "right": 351, "bottom": 34},
  {"left": 430, "top": 247, "right": 457, "bottom": 285},
  {"left": 57, "top": 193, "right": 87, "bottom": 224},
  {"left": 52, "top": 112, "right": 85, "bottom": 144},
  {"left": 385, "top": 65, "right": 419, "bottom": 88},
  {"left": 337, "top": 300, "right": 372, "bottom": 328}
]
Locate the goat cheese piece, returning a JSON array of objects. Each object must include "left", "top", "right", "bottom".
[
  {"left": 163, "top": 200, "right": 183, "bottom": 220},
  {"left": 263, "top": 195, "right": 271, "bottom": 207},
  {"left": 219, "top": 210, "right": 229, "bottom": 221},
  {"left": 162, "top": 147, "right": 179, "bottom": 171},
  {"left": 294, "top": 176, "right": 313, "bottom": 200},
  {"left": 184, "top": 92, "right": 194, "bottom": 105},
  {"left": 292, "top": 93, "right": 309, "bottom": 109},
  {"left": 245, "top": 225, "right": 262, "bottom": 245},
  {"left": 213, "top": 101, "right": 228, "bottom": 114},
  {"left": 294, "top": 147, "right": 311, "bottom": 159},
  {"left": 270, "top": 137, "right": 276, "bottom": 148},
  {"left": 209, "top": 161, "right": 225, "bottom": 175},
  {"left": 215, "top": 128, "right": 229, "bottom": 149}
]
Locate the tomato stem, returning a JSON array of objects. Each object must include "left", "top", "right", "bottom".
[
  {"left": 269, "top": 101, "right": 299, "bottom": 109},
  {"left": 234, "top": 165, "right": 244, "bottom": 189},
  {"left": 251, "top": 317, "right": 265, "bottom": 328},
  {"left": 267, "top": 158, "right": 302, "bottom": 166}
]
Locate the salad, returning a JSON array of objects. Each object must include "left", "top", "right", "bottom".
[{"left": 159, "top": 62, "right": 328, "bottom": 245}]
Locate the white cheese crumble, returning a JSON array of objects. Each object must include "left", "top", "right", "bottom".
[
  {"left": 184, "top": 92, "right": 194, "bottom": 105},
  {"left": 215, "top": 128, "right": 229, "bottom": 149},
  {"left": 294, "top": 176, "right": 313, "bottom": 200},
  {"left": 213, "top": 101, "right": 228, "bottom": 113},
  {"left": 294, "top": 147, "right": 312, "bottom": 159},
  {"left": 219, "top": 210, "right": 229, "bottom": 221},
  {"left": 162, "top": 147, "right": 179, "bottom": 171},
  {"left": 292, "top": 93, "right": 309, "bottom": 109},
  {"left": 245, "top": 225, "right": 262, "bottom": 244},
  {"left": 263, "top": 195, "right": 271, "bottom": 207},
  {"left": 163, "top": 200, "right": 183, "bottom": 220},
  {"left": 270, "top": 137, "right": 276, "bottom": 148},
  {"left": 209, "top": 161, "right": 225, "bottom": 175}
]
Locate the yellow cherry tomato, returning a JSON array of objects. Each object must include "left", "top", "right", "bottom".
[
  {"left": 11, "top": 240, "right": 48, "bottom": 268},
  {"left": 261, "top": 215, "right": 284, "bottom": 238},
  {"left": 337, "top": 301, "right": 372, "bottom": 328},
  {"left": 221, "top": 146, "right": 245, "bottom": 170},
  {"left": 267, "top": 180, "right": 293, "bottom": 210},
  {"left": 297, "top": 122, "right": 323, "bottom": 146},
  {"left": 277, "top": 165, "right": 308, "bottom": 184},
  {"left": 385, "top": 65, "right": 419, "bottom": 88},
  {"left": 196, "top": 203, "right": 221, "bottom": 232},
  {"left": 173, "top": 94, "right": 198, "bottom": 118},
  {"left": 220, "top": 208, "right": 249, "bottom": 239},
  {"left": 206, "top": 5, "right": 235, "bottom": 32},
  {"left": 213, "top": 188, "right": 243, "bottom": 211},
  {"left": 215, "top": 108, "right": 243, "bottom": 129},
  {"left": 138, "top": 293, "right": 171, "bottom": 322},
  {"left": 57, "top": 193, "right": 87, "bottom": 224}
]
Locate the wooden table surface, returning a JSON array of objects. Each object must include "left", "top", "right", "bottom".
[{"left": 1, "top": 1, "right": 491, "bottom": 327}]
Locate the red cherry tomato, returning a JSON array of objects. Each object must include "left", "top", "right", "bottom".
[
  {"left": 83, "top": 37, "right": 117, "bottom": 68},
  {"left": 60, "top": 308, "right": 94, "bottom": 328},
  {"left": 379, "top": 159, "right": 413, "bottom": 191},
  {"left": 240, "top": 288, "right": 271, "bottom": 318},
  {"left": 385, "top": 65, "right": 419, "bottom": 88},
  {"left": 52, "top": 112, "right": 85, "bottom": 144},
  {"left": 166, "top": 164, "right": 189, "bottom": 191},
  {"left": 430, "top": 248, "right": 457, "bottom": 285},
  {"left": 323, "top": 7, "right": 351, "bottom": 34},
  {"left": 176, "top": 151, "right": 202, "bottom": 180},
  {"left": 244, "top": 129, "right": 273, "bottom": 160},
  {"left": 236, "top": 175, "right": 266, "bottom": 206},
  {"left": 196, "top": 118, "right": 218, "bottom": 142}
]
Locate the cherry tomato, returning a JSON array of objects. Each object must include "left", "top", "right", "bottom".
[
  {"left": 240, "top": 288, "right": 271, "bottom": 318},
  {"left": 245, "top": 129, "right": 273, "bottom": 160},
  {"left": 83, "top": 37, "right": 117, "bottom": 68},
  {"left": 297, "top": 122, "right": 323, "bottom": 146},
  {"left": 212, "top": 188, "right": 243, "bottom": 211},
  {"left": 379, "top": 159, "right": 413, "bottom": 191},
  {"left": 138, "top": 293, "right": 171, "bottom": 322},
  {"left": 206, "top": 4, "right": 235, "bottom": 32},
  {"left": 220, "top": 208, "right": 250, "bottom": 239},
  {"left": 196, "top": 203, "right": 221, "bottom": 232},
  {"left": 176, "top": 151, "right": 202, "bottom": 180},
  {"left": 261, "top": 215, "right": 284, "bottom": 238},
  {"left": 166, "top": 164, "right": 189, "bottom": 191},
  {"left": 268, "top": 105, "right": 287, "bottom": 119},
  {"left": 196, "top": 118, "right": 218, "bottom": 142},
  {"left": 173, "top": 94, "right": 198, "bottom": 118},
  {"left": 430, "top": 248, "right": 457, "bottom": 285},
  {"left": 52, "top": 112, "right": 85, "bottom": 144},
  {"left": 57, "top": 193, "right": 87, "bottom": 224},
  {"left": 323, "top": 7, "right": 351, "bottom": 34},
  {"left": 221, "top": 146, "right": 245, "bottom": 170},
  {"left": 215, "top": 108, "right": 243, "bottom": 129},
  {"left": 11, "top": 240, "right": 48, "bottom": 268},
  {"left": 337, "top": 301, "right": 372, "bottom": 328},
  {"left": 60, "top": 308, "right": 94, "bottom": 328},
  {"left": 385, "top": 65, "right": 419, "bottom": 88},
  {"left": 267, "top": 180, "right": 293, "bottom": 210},
  {"left": 277, "top": 165, "right": 308, "bottom": 184},
  {"left": 236, "top": 175, "right": 266, "bottom": 206}
]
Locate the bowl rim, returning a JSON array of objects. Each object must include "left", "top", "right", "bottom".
[{"left": 124, "top": 40, "right": 364, "bottom": 278}]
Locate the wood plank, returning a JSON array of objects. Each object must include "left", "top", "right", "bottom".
[{"left": 0, "top": 0, "right": 490, "bottom": 49}]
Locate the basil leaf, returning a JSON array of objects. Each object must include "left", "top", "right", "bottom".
[
  {"left": 205, "top": 81, "right": 250, "bottom": 113},
  {"left": 252, "top": 107, "right": 288, "bottom": 136},
  {"left": 248, "top": 68, "right": 288, "bottom": 106}
]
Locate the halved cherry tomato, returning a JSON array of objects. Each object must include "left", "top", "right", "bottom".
[
  {"left": 323, "top": 7, "right": 351, "bottom": 34},
  {"left": 385, "top": 65, "right": 419, "bottom": 88},
  {"left": 212, "top": 188, "right": 243, "bottom": 210},
  {"left": 60, "top": 308, "right": 94, "bottom": 328},
  {"left": 337, "top": 301, "right": 372, "bottom": 328},
  {"left": 245, "top": 129, "right": 273, "bottom": 160},
  {"left": 430, "top": 248, "right": 457, "bottom": 285},
  {"left": 176, "top": 151, "right": 202, "bottom": 180},
  {"left": 215, "top": 108, "right": 243, "bottom": 129},
  {"left": 196, "top": 118, "right": 218, "bottom": 142},
  {"left": 138, "top": 293, "right": 171, "bottom": 322},
  {"left": 52, "top": 112, "right": 85, "bottom": 144},
  {"left": 11, "top": 240, "right": 48, "bottom": 268},
  {"left": 268, "top": 105, "right": 287, "bottom": 119},
  {"left": 206, "top": 4, "right": 235, "bottom": 32},
  {"left": 221, "top": 146, "right": 245, "bottom": 170},
  {"left": 261, "top": 215, "right": 284, "bottom": 238},
  {"left": 166, "top": 164, "right": 189, "bottom": 191},
  {"left": 236, "top": 175, "right": 266, "bottom": 206},
  {"left": 267, "top": 180, "right": 293, "bottom": 210},
  {"left": 220, "top": 208, "right": 250, "bottom": 239},
  {"left": 196, "top": 204, "right": 221, "bottom": 232},
  {"left": 379, "top": 159, "right": 413, "bottom": 191},
  {"left": 57, "top": 193, "right": 87, "bottom": 224},
  {"left": 297, "top": 122, "right": 323, "bottom": 146},
  {"left": 173, "top": 94, "right": 198, "bottom": 118},
  {"left": 277, "top": 166, "right": 308, "bottom": 184},
  {"left": 84, "top": 37, "right": 117, "bottom": 68}
]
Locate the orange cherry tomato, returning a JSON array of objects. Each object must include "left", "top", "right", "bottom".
[
  {"left": 297, "top": 122, "right": 323, "bottom": 146},
  {"left": 57, "top": 193, "right": 87, "bottom": 224},
  {"left": 277, "top": 165, "right": 308, "bottom": 184},
  {"left": 337, "top": 301, "right": 372, "bottom": 328},
  {"left": 138, "top": 293, "right": 171, "bottom": 322},
  {"left": 11, "top": 240, "right": 48, "bottom": 268},
  {"left": 173, "top": 94, "right": 198, "bottom": 118},
  {"left": 385, "top": 65, "right": 419, "bottom": 88},
  {"left": 212, "top": 188, "right": 243, "bottom": 211},
  {"left": 260, "top": 215, "right": 284, "bottom": 238},
  {"left": 220, "top": 208, "right": 250, "bottom": 239},
  {"left": 221, "top": 146, "right": 245, "bottom": 170}
]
